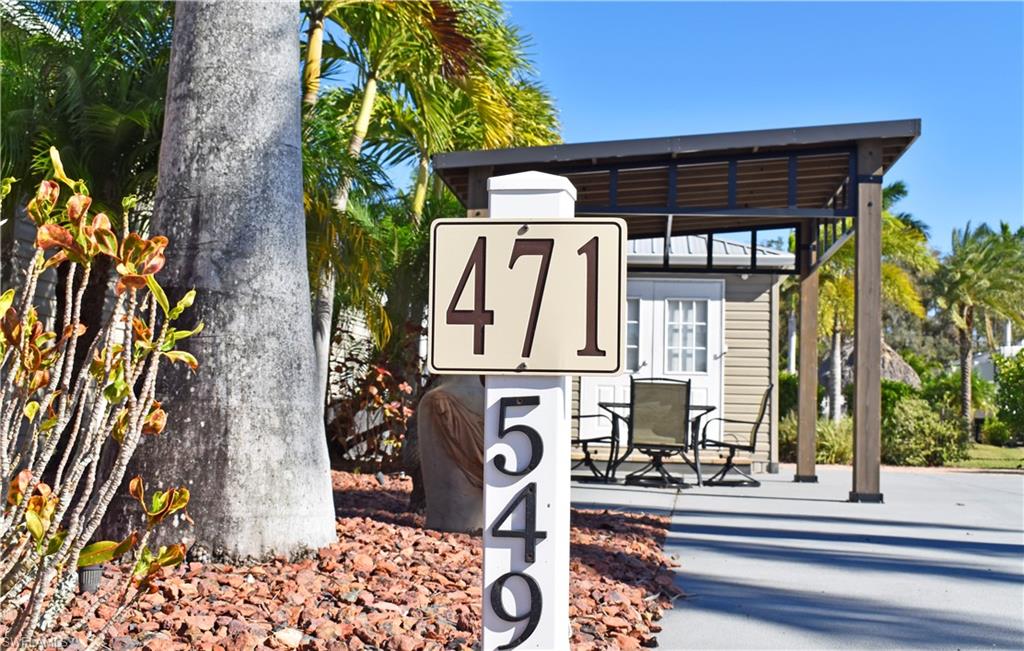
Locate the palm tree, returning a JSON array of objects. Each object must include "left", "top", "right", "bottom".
[
  {"left": 933, "top": 223, "right": 1024, "bottom": 440},
  {"left": 108, "top": 0, "right": 337, "bottom": 558},
  {"left": 301, "top": 0, "right": 479, "bottom": 408},
  {"left": 818, "top": 183, "right": 937, "bottom": 421}
]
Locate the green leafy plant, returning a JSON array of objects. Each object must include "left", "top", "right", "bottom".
[
  {"left": 881, "top": 380, "right": 918, "bottom": 422},
  {"left": 993, "top": 351, "right": 1024, "bottom": 440},
  {"left": 921, "top": 370, "right": 996, "bottom": 424},
  {"left": 0, "top": 150, "right": 197, "bottom": 647},
  {"left": 882, "top": 395, "right": 964, "bottom": 466},
  {"left": 778, "top": 371, "right": 797, "bottom": 417},
  {"left": 981, "top": 419, "right": 1013, "bottom": 447},
  {"left": 777, "top": 414, "right": 852, "bottom": 465}
]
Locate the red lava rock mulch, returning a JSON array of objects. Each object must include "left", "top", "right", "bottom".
[{"left": 8, "top": 471, "right": 681, "bottom": 650}]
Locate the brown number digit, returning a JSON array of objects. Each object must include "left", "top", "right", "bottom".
[
  {"left": 577, "top": 236, "right": 606, "bottom": 356},
  {"left": 508, "top": 239, "right": 554, "bottom": 357},
  {"left": 446, "top": 236, "right": 494, "bottom": 355}
]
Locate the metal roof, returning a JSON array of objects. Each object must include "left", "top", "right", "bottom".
[
  {"left": 433, "top": 119, "right": 919, "bottom": 275},
  {"left": 434, "top": 119, "right": 920, "bottom": 173},
  {"left": 628, "top": 235, "right": 794, "bottom": 268}
]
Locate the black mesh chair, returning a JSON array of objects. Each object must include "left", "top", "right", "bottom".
[
  {"left": 570, "top": 414, "right": 618, "bottom": 483},
  {"left": 623, "top": 377, "right": 692, "bottom": 487},
  {"left": 699, "top": 383, "right": 772, "bottom": 486}
]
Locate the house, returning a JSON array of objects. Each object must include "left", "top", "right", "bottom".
[{"left": 573, "top": 234, "right": 791, "bottom": 473}]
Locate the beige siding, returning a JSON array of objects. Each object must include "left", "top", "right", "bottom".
[
  {"left": 570, "top": 272, "right": 781, "bottom": 469},
  {"left": 723, "top": 275, "right": 776, "bottom": 466}
]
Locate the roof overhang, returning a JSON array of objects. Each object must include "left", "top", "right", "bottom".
[
  {"left": 435, "top": 119, "right": 919, "bottom": 174},
  {"left": 434, "top": 119, "right": 920, "bottom": 275}
]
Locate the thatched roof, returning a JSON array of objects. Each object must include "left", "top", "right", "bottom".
[{"left": 820, "top": 339, "right": 922, "bottom": 389}]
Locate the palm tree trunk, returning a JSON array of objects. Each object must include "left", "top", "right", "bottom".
[
  {"left": 411, "top": 153, "right": 430, "bottom": 223},
  {"left": 302, "top": 8, "right": 325, "bottom": 107},
  {"left": 313, "top": 74, "right": 378, "bottom": 407},
  {"left": 787, "top": 312, "right": 797, "bottom": 374},
  {"left": 959, "top": 308, "right": 975, "bottom": 442},
  {"left": 107, "top": 0, "right": 336, "bottom": 559},
  {"left": 830, "top": 313, "right": 843, "bottom": 422}
]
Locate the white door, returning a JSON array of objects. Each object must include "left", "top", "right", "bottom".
[{"left": 579, "top": 278, "right": 725, "bottom": 443}]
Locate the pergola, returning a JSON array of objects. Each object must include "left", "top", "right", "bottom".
[{"left": 434, "top": 119, "right": 921, "bottom": 502}]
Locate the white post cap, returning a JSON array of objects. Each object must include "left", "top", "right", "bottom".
[{"left": 488, "top": 171, "right": 576, "bottom": 220}]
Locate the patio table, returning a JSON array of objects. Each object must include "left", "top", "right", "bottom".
[{"left": 597, "top": 401, "right": 715, "bottom": 485}]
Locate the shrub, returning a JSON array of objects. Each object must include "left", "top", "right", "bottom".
[
  {"left": 881, "top": 380, "right": 918, "bottom": 421},
  {"left": 778, "top": 371, "right": 797, "bottom": 417},
  {"left": 994, "top": 351, "right": 1024, "bottom": 439},
  {"left": 882, "top": 396, "right": 964, "bottom": 466},
  {"left": 818, "top": 417, "right": 854, "bottom": 465},
  {"left": 982, "top": 419, "right": 1013, "bottom": 447},
  {"left": 779, "top": 413, "right": 797, "bottom": 462},
  {"left": 921, "top": 370, "right": 996, "bottom": 422},
  {"left": 778, "top": 371, "right": 826, "bottom": 418},
  {"left": 0, "top": 151, "right": 196, "bottom": 645},
  {"left": 326, "top": 328, "right": 416, "bottom": 470},
  {"left": 777, "top": 413, "right": 852, "bottom": 464}
]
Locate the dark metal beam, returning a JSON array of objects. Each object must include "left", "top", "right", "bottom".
[{"left": 433, "top": 119, "right": 920, "bottom": 171}]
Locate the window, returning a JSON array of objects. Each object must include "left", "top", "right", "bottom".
[
  {"left": 626, "top": 298, "right": 640, "bottom": 372},
  {"left": 665, "top": 299, "right": 708, "bottom": 373}
]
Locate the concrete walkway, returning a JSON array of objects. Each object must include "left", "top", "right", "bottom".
[{"left": 571, "top": 464, "right": 1024, "bottom": 650}]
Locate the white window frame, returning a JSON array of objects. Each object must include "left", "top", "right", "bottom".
[{"left": 663, "top": 298, "right": 709, "bottom": 374}]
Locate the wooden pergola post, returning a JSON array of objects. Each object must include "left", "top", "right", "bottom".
[
  {"left": 851, "top": 140, "right": 884, "bottom": 502},
  {"left": 795, "top": 221, "right": 818, "bottom": 482}
]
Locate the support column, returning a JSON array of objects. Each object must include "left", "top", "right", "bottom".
[
  {"left": 851, "top": 140, "right": 884, "bottom": 503},
  {"left": 795, "top": 221, "right": 819, "bottom": 482}
]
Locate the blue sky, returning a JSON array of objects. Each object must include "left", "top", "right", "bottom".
[{"left": 502, "top": 1, "right": 1023, "bottom": 251}]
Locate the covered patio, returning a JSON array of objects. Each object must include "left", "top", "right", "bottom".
[{"left": 434, "top": 118, "right": 921, "bottom": 502}]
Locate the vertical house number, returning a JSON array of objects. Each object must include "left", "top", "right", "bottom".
[{"left": 491, "top": 395, "right": 547, "bottom": 649}]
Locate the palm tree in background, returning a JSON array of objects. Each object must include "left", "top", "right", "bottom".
[
  {"left": 932, "top": 222, "right": 1024, "bottom": 440},
  {"left": 817, "top": 183, "right": 937, "bottom": 421},
  {"left": 301, "top": 0, "right": 481, "bottom": 408},
  {"left": 300, "top": 0, "right": 559, "bottom": 411}
]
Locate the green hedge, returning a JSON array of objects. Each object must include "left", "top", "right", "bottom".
[
  {"left": 881, "top": 396, "right": 964, "bottom": 466},
  {"left": 994, "top": 351, "right": 1024, "bottom": 441},
  {"left": 779, "top": 390, "right": 964, "bottom": 467}
]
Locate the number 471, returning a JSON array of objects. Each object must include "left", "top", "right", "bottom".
[{"left": 446, "top": 235, "right": 606, "bottom": 359}]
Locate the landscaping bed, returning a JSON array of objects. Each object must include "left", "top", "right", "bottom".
[{"left": 12, "top": 472, "right": 680, "bottom": 650}]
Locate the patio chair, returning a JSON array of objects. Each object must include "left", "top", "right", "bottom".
[
  {"left": 698, "top": 383, "right": 772, "bottom": 486},
  {"left": 623, "top": 377, "right": 692, "bottom": 487},
  {"left": 570, "top": 414, "right": 617, "bottom": 483}
]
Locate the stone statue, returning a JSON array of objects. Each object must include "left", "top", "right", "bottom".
[{"left": 413, "top": 375, "right": 485, "bottom": 533}]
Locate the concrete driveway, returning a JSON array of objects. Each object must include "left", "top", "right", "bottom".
[{"left": 572, "top": 464, "right": 1024, "bottom": 650}]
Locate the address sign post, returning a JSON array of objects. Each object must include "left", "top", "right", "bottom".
[{"left": 428, "top": 171, "right": 626, "bottom": 650}]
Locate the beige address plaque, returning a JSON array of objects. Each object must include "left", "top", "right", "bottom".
[{"left": 428, "top": 218, "right": 626, "bottom": 375}]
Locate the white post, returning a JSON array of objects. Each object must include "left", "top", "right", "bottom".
[{"left": 483, "top": 172, "right": 575, "bottom": 651}]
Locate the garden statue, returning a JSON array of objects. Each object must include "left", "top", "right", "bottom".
[{"left": 416, "top": 375, "right": 485, "bottom": 532}]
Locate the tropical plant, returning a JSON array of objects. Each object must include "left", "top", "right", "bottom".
[
  {"left": 993, "top": 351, "right": 1024, "bottom": 439},
  {"left": 881, "top": 395, "right": 963, "bottom": 466},
  {"left": 778, "top": 414, "right": 852, "bottom": 464},
  {"left": 981, "top": 418, "right": 1013, "bottom": 447},
  {"left": 302, "top": 0, "right": 481, "bottom": 409},
  {"left": 932, "top": 223, "right": 1024, "bottom": 440},
  {"left": 920, "top": 369, "right": 997, "bottom": 425},
  {"left": 818, "top": 182, "right": 937, "bottom": 420},
  {"left": 0, "top": 152, "right": 193, "bottom": 646},
  {"left": 0, "top": 0, "right": 173, "bottom": 377}
]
